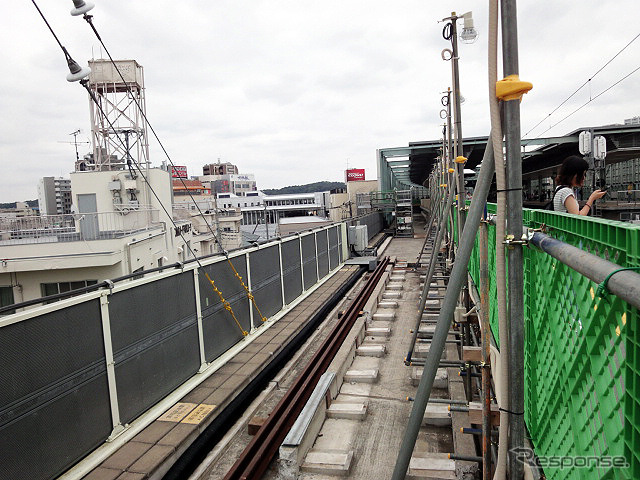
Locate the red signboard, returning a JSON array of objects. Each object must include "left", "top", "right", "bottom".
[
  {"left": 171, "top": 166, "right": 188, "bottom": 178},
  {"left": 346, "top": 168, "right": 365, "bottom": 182}
]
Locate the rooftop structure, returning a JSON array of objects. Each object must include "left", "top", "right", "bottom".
[
  {"left": 203, "top": 161, "right": 239, "bottom": 176},
  {"left": 84, "top": 59, "right": 150, "bottom": 173}
]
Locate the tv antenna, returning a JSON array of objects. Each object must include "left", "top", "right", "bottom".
[{"left": 58, "top": 129, "right": 89, "bottom": 161}]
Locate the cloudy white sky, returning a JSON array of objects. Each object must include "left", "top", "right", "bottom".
[{"left": 1, "top": 1, "right": 638, "bottom": 202}]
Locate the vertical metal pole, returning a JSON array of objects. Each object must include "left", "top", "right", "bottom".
[
  {"left": 415, "top": 205, "right": 438, "bottom": 267},
  {"left": 245, "top": 252, "right": 255, "bottom": 331},
  {"left": 500, "top": 0, "right": 525, "bottom": 477},
  {"left": 99, "top": 292, "right": 122, "bottom": 436},
  {"left": 278, "top": 242, "right": 286, "bottom": 308},
  {"left": 392, "top": 136, "right": 494, "bottom": 480},
  {"left": 450, "top": 16, "right": 466, "bottom": 240},
  {"left": 449, "top": 18, "right": 473, "bottom": 402},
  {"left": 299, "top": 234, "right": 306, "bottom": 292},
  {"left": 193, "top": 269, "right": 207, "bottom": 368},
  {"left": 406, "top": 183, "right": 455, "bottom": 362},
  {"left": 314, "top": 232, "right": 320, "bottom": 282},
  {"left": 326, "top": 228, "right": 331, "bottom": 272},
  {"left": 479, "top": 217, "right": 491, "bottom": 479}
]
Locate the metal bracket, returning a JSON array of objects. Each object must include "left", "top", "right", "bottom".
[
  {"left": 503, "top": 234, "right": 529, "bottom": 248},
  {"left": 106, "top": 423, "right": 128, "bottom": 442}
]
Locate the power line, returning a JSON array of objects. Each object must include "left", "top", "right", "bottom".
[
  {"left": 522, "top": 31, "right": 640, "bottom": 140},
  {"left": 523, "top": 64, "right": 640, "bottom": 145},
  {"left": 29, "top": 1, "right": 212, "bottom": 268},
  {"left": 78, "top": 13, "right": 230, "bottom": 255},
  {"left": 77, "top": 12, "right": 268, "bottom": 322},
  {"left": 31, "top": 1, "right": 266, "bottom": 329},
  {"left": 30, "top": 0, "right": 88, "bottom": 80}
]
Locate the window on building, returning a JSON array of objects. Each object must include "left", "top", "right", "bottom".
[
  {"left": 0, "top": 286, "right": 15, "bottom": 314},
  {"left": 40, "top": 280, "right": 98, "bottom": 303}
]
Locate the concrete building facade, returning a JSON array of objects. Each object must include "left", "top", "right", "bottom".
[{"left": 37, "top": 177, "right": 72, "bottom": 215}]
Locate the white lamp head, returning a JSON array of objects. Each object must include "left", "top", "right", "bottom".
[
  {"left": 459, "top": 11, "right": 478, "bottom": 44},
  {"left": 70, "top": 0, "right": 94, "bottom": 16}
]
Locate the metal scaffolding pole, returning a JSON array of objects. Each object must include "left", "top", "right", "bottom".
[
  {"left": 500, "top": 0, "right": 525, "bottom": 477},
  {"left": 530, "top": 232, "right": 640, "bottom": 309},
  {"left": 479, "top": 216, "right": 491, "bottom": 479},
  {"left": 406, "top": 181, "right": 456, "bottom": 363},
  {"left": 392, "top": 135, "right": 495, "bottom": 480}
]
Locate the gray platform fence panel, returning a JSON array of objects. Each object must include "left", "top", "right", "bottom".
[
  {"left": 249, "top": 245, "right": 284, "bottom": 320},
  {"left": 199, "top": 259, "right": 251, "bottom": 362},
  {"left": 317, "top": 231, "right": 330, "bottom": 278},
  {"left": 0, "top": 224, "right": 349, "bottom": 480},
  {"left": 346, "top": 212, "right": 385, "bottom": 240},
  {"left": 109, "top": 272, "right": 200, "bottom": 424},
  {"left": 301, "top": 234, "right": 318, "bottom": 290},
  {"left": 0, "top": 300, "right": 111, "bottom": 480},
  {"left": 329, "top": 226, "right": 340, "bottom": 270},
  {"left": 282, "top": 238, "right": 303, "bottom": 304}
]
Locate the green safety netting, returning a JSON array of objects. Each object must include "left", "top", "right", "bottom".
[{"left": 464, "top": 205, "right": 640, "bottom": 480}]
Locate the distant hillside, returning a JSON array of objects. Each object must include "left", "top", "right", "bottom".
[
  {"left": 0, "top": 200, "right": 38, "bottom": 209},
  {"left": 262, "top": 181, "right": 345, "bottom": 195}
]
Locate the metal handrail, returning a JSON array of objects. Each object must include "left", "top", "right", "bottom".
[{"left": 0, "top": 209, "right": 161, "bottom": 245}]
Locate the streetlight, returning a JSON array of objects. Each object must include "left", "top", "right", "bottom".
[
  {"left": 459, "top": 12, "right": 478, "bottom": 44},
  {"left": 441, "top": 10, "right": 476, "bottom": 401}
]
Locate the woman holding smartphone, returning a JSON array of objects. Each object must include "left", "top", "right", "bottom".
[{"left": 553, "top": 155, "right": 607, "bottom": 215}]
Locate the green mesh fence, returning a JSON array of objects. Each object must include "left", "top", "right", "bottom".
[{"left": 466, "top": 205, "right": 640, "bottom": 480}]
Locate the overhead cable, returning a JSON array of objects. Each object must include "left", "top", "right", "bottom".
[{"left": 523, "top": 31, "right": 640, "bottom": 142}]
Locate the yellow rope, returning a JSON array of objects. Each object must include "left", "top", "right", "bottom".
[
  {"left": 226, "top": 259, "right": 268, "bottom": 323},
  {"left": 204, "top": 272, "right": 248, "bottom": 336}
]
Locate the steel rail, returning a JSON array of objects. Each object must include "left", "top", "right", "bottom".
[{"left": 224, "top": 256, "right": 391, "bottom": 480}]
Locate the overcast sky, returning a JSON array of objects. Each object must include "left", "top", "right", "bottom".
[{"left": 1, "top": 0, "right": 638, "bottom": 202}]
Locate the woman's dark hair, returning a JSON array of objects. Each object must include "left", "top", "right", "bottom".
[{"left": 555, "top": 155, "right": 589, "bottom": 186}]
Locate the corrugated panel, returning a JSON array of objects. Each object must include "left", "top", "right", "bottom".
[
  {"left": 110, "top": 273, "right": 200, "bottom": 423},
  {"left": 282, "top": 239, "right": 303, "bottom": 304},
  {"left": 0, "top": 300, "right": 112, "bottom": 480}
]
